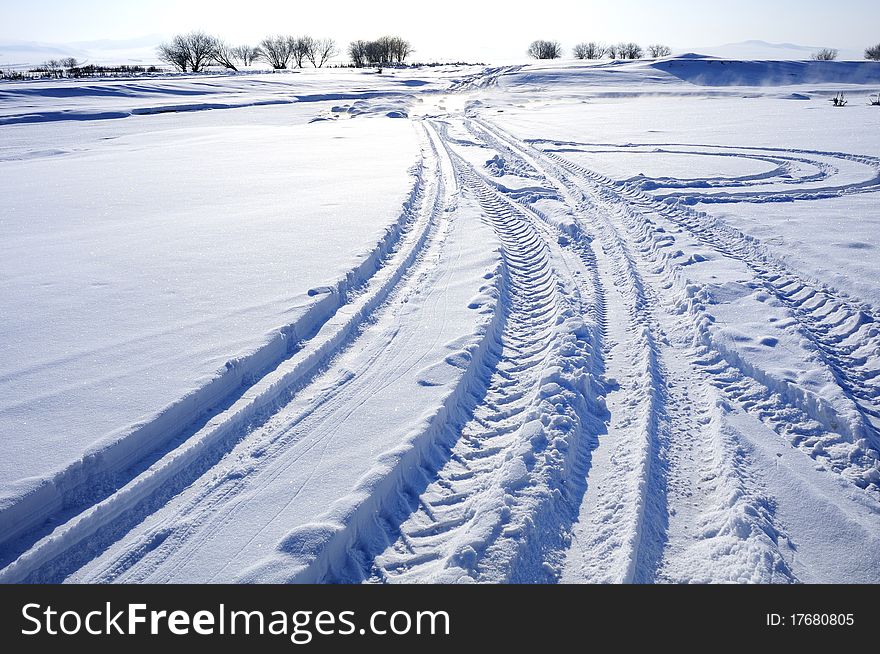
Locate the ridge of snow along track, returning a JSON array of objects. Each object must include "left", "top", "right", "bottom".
[{"left": 0, "top": 122, "right": 449, "bottom": 583}]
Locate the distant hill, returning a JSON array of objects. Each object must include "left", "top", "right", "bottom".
[
  {"left": 689, "top": 40, "right": 863, "bottom": 61},
  {"left": 0, "top": 36, "right": 163, "bottom": 69}
]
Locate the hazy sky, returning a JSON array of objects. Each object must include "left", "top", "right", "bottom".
[{"left": 3, "top": 0, "right": 878, "bottom": 61}]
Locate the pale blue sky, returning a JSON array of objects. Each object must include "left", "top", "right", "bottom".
[{"left": 3, "top": 0, "right": 878, "bottom": 61}]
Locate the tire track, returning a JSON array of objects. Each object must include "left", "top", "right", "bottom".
[
  {"left": 530, "top": 140, "right": 880, "bottom": 202},
  {"left": 469, "top": 116, "right": 798, "bottom": 582},
  {"left": 541, "top": 145, "right": 880, "bottom": 458},
  {"left": 492, "top": 126, "right": 880, "bottom": 491},
  {"left": 352, "top": 129, "right": 604, "bottom": 583},
  {"left": 464, "top": 117, "right": 676, "bottom": 581}
]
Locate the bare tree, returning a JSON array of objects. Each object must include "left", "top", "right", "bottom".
[
  {"left": 182, "top": 31, "right": 217, "bottom": 72},
  {"left": 157, "top": 32, "right": 217, "bottom": 72},
  {"left": 389, "top": 36, "right": 412, "bottom": 64},
  {"left": 259, "top": 35, "right": 295, "bottom": 69},
  {"left": 864, "top": 44, "right": 880, "bottom": 60},
  {"left": 158, "top": 36, "right": 189, "bottom": 72},
  {"left": 44, "top": 59, "right": 62, "bottom": 78},
  {"left": 613, "top": 42, "right": 643, "bottom": 59},
  {"left": 61, "top": 57, "right": 79, "bottom": 69},
  {"left": 349, "top": 36, "right": 412, "bottom": 67},
  {"left": 374, "top": 36, "right": 395, "bottom": 65},
  {"left": 586, "top": 42, "right": 606, "bottom": 59},
  {"left": 290, "top": 36, "right": 313, "bottom": 68},
  {"left": 648, "top": 44, "right": 671, "bottom": 58},
  {"left": 365, "top": 39, "right": 383, "bottom": 65},
  {"left": 349, "top": 40, "right": 369, "bottom": 67},
  {"left": 573, "top": 42, "right": 605, "bottom": 59},
  {"left": 306, "top": 37, "right": 337, "bottom": 67},
  {"left": 811, "top": 48, "right": 839, "bottom": 61},
  {"left": 527, "top": 40, "right": 562, "bottom": 60},
  {"left": 231, "top": 45, "right": 261, "bottom": 67},
  {"left": 378, "top": 36, "right": 394, "bottom": 64},
  {"left": 212, "top": 40, "right": 239, "bottom": 71}
]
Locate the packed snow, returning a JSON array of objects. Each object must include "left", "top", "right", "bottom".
[{"left": 1, "top": 56, "right": 879, "bottom": 583}]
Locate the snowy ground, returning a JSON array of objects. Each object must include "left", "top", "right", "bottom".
[{"left": 1, "top": 56, "right": 879, "bottom": 583}]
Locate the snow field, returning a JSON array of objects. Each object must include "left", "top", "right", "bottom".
[{"left": 2, "top": 57, "right": 880, "bottom": 583}]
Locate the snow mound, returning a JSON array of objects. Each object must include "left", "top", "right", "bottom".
[{"left": 653, "top": 58, "right": 880, "bottom": 86}]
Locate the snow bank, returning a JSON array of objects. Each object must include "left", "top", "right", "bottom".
[
  {"left": 653, "top": 57, "right": 880, "bottom": 86},
  {"left": 489, "top": 57, "right": 880, "bottom": 94}
]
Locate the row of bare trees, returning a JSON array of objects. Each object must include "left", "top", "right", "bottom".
[
  {"left": 41, "top": 57, "right": 80, "bottom": 77},
  {"left": 535, "top": 40, "right": 880, "bottom": 62},
  {"left": 529, "top": 40, "right": 671, "bottom": 60},
  {"left": 157, "top": 32, "right": 338, "bottom": 72},
  {"left": 256, "top": 35, "right": 338, "bottom": 69},
  {"left": 818, "top": 44, "right": 880, "bottom": 61},
  {"left": 348, "top": 36, "right": 413, "bottom": 67},
  {"left": 26, "top": 63, "right": 159, "bottom": 79},
  {"left": 572, "top": 42, "right": 671, "bottom": 60}
]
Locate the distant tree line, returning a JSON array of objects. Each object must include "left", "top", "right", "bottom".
[
  {"left": 813, "top": 44, "right": 880, "bottom": 61},
  {"left": 157, "top": 31, "right": 339, "bottom": 72},
  {"left": 23, "top": 59, "right": 161, "bottom": 79},
  {"left": 530, "top": 40, "right": 672, "bottom": 60},
  {"left": 532, "top": 40, "right": 880, "bottom": 62},
  {"left": 348, "top": 37, "right": 413, "bottom": 67},
  {"left": 564, "top": 41, "right": 880, "bottom": 63},
  {"left": 38, "top": 57, "right": 80, "bottom": 78},
  {"left": 155, "top": 31, "right": 419, "bottom": 71}
]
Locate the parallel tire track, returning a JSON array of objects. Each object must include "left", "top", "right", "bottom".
[{"left": 464, "top": 119, "right": 674, "bottom": 581}]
